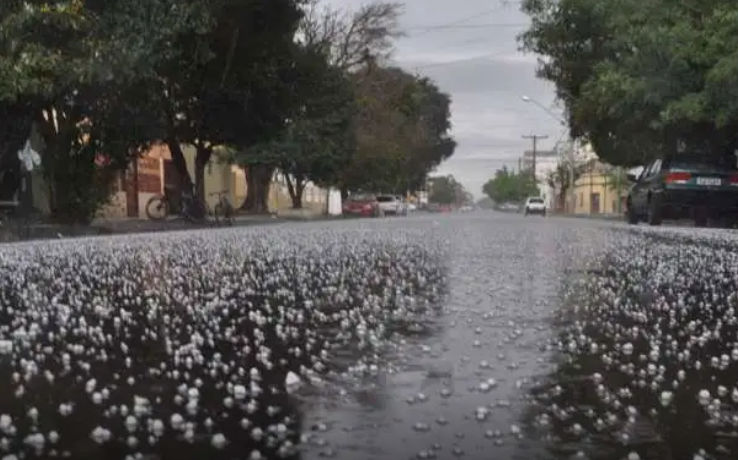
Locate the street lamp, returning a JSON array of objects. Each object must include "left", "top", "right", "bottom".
[{"left": 521, "top": 95, "right": 567, "bottom": 127}]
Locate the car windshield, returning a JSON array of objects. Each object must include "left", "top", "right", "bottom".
[
  {"left": 666, "top": 155, "right": 737, "bottom": 172},
  {"left": 529, "top": 198, "right": 544, "bottom": 204},
  {"left": 376, "top": 196, "right": 395, "bottom": 202},
  {"left": 349, "top": 194, "right": 374, "bottom": 202}
]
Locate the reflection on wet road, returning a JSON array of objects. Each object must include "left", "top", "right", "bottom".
[{"left": 3, "top": 212, "right": 738, "bottom": 460}]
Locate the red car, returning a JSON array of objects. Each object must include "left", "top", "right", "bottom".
[{"left": 343, "top": 194, "right": 382, "bottom": 217}]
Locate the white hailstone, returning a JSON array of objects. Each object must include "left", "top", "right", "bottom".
[
  {"left": 732, "top": 388, "right": 738, "bottom": 403},
  {"left": 48, "top": 431, "right": 59, "bottom": 444},
  {"left": 90, "top": 426, "right": 111, "bottom": 444},
  {"left": 677, "top": 370, "right": 686, "bottom": 381},
  {"left": 23, "top": 433, "right": 44, "bottom": 450},
  {"left": 170, "top": 414, "right": 184, "bottom": 431},
  {"left": 475, "top": 406, "right": 489, "bottom": 421},
  {"left": 571, "top": 423, "right": 583, "bottom": 436},
  {"left": 592, "top": 373, "right": 603, "bottom": 384},
  {"left": 660, "top": 391, "right": 673, "bottom": 407},
  {"left": 127, "top": 377, "right": 135, "bottom": 386},
  {"left": 622, "top": 343, "right": 634, "bottom": 356},
  {"left": 627, "top": 452, "right": 640, "bottom": 460},
  {"left": 27, "top": 407, "right": 38, "bottom": 423},
  {"left": 184, "top": 429, "right": 195, "bottom": 443},
  {"left": 698, "top": 389, "right": 711, "bottom": 406},
  {"left": 478, "top": 382, "right": 491, "bottom": 393},
  {"left": 204, "top": 418, "right": 214, "bottom": 430},
  {"left": 510, "top": 424, "right": 521, "bottom": 436},
  {"left": 58, "top": 403, "right": 73, "bottom": 417},
  {"left": 85, "top": 378, "right": 96, "bottom": 394},
  {"left": 91, "top": 392, "right": 103, "bottom": 405},
  {"left": 240, "top": 418, "right": 252, "bottom": 430},
  {"left": 151, "top": 419, "right": 164, "bottom": 437},
  {"left": 233, "top": 384, "right": 247, "bottom": 400},
  {"left": 0, "top": 340, "right": 13, "bottom": 355},
  {"left": 125, "top": 416, "right": 138, "bottom": 433},
  {"left": 0, "top": 415, "right": 12, "bottom": 434},
  {"left": 187, "top": 388, "right": 199, "bottom": 401},
  {"left": 251, "top": 427, "right": 264, "bottom": 441},
  {"left": 285, "top": 371, "right": 302, "bottom": 393},
  {"left": 717, "top": 385, "right": 728, "bottom": 397},
  {"left": 223, "top": 397, "right": 234, "bottom": 409},
  {"left": 126, "top": 436, "right": 138, "bottom": 448}
]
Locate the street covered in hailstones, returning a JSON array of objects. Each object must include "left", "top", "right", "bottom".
[{"left": 1, "top": 214, "right": 738, "bottom": 459}]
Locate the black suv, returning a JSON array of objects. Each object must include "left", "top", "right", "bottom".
[{"left": 626, "top": 154, "right": 738, "bottom": 226}]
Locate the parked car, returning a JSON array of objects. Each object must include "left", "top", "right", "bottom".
[
  {"left": 626, "top": 154, "right": 738, "bottom": 226},
  {"left": 376, "top": 195, "right": 403, "bottom": 215},
  {"left": 524, "top": 197, "right": 546, "bottom": 216},
  {"left": 343, "top": 194, "right": 382, "bottom": 217}
]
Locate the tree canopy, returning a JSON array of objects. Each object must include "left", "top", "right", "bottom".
[
  {"left": 521, "top": 0, "right": 738, "bottom": 166},
  {"left": 483, "top": 167, "right": 539, "bottom": 204}
]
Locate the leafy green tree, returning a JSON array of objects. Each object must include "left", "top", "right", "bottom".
[
  {"left": 0, "top": 0, "right": 205, "bottom": 222},
  {"left": 521, "top": 0, "right": 738, "bottom": 166},
  {"left": 342, "top": 66, "right": 455, "bottom": 194},
  {"left": 483, "top": 167, "right": 539, "bottom": 204},
  {"left": 428, "top": 175, "right": 467, "bottom": 205}
]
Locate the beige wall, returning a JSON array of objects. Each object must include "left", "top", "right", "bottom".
[{"left": 573, "top": 172, "right": 625, "bottom": 215}]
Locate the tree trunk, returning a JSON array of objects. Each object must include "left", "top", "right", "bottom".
[
  {"left": 242, "top": 164, "right": 273, "bottom": 214},
  {"left": 194, "top": 146, "right": 212, "bottom": 202},
  {"left": 166, "top": 137, "right": 193, "bottom": 192},
  {"left": 284, "top": 174, "right": 304, "bottom": 209}
]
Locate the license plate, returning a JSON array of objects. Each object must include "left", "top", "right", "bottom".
[{"left": 696, "top": 177, "right": 722, "bottom": 186}]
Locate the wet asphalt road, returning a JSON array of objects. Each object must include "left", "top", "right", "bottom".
[
  {"left": 3, "top": 211, "right": 738, "bottom": 460},
  {"left": 298, "top": 212, "right": 738, "bottom": 460}
]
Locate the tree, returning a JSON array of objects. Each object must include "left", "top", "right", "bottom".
[
  {"left": 0, "top": 0, "right": 205, "bottom": 222},
  {"left": 341, "top": 66, "right": 456, "bottom": 194},
  {"left": 428, "top": 175, "right": 467, "bottom": 206},
  {"left": 141, "top": 0, "right": 302, "bottom": 214},
  {"left": 273, "top": 47, "right": 356, "bottom": 209},
  {"left": 299, "top": 0, "right": 403, "bottom": 71},
  {"left": 483, "top": 167, "right": 539, "bottom": 204},
  {"left": 521, "top": 0, "right": 738, "bottom": 166}
]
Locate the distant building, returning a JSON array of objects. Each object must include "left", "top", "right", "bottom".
[{"left": 572, "top": 160, "right": 628, "bottom": 215}]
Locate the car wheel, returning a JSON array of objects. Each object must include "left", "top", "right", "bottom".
[
  {"left": 647, "top": 196, "right": 663, "bottom": 226},
  {"left": 626, "top": 199, "right": 639, "bottom": 225},
  {"left": 694, "top": 208, "right": 708, "bottom": 227}
]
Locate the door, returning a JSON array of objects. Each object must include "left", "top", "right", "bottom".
[{"left": 591, "top": 193, "right": 601, "bottom": 214}]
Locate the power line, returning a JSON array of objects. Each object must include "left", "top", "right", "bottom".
[
  {"left": 412, "top": 50, "right": 514, "bottom": 69},
  {"left": 406, "top": 23, "right": 528, "bottom": 31}
]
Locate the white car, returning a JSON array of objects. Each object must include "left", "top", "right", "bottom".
[
  {"left": 376, "top": 195, "right": 404, "bottom": 215},
  {"left": 524, "top": 197, "right": 546, "bottom": 216}
]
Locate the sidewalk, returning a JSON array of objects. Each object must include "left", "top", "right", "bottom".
[{"left": 0, "top": 214, "right": 284, "bottom": 243}]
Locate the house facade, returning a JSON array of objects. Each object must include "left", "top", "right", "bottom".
[{"left": 572, "top": 161, "right": 628, "bottom": 215}]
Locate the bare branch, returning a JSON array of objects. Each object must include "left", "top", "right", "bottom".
[{"left": 298, "top": 1, "right": 403, "bottom": 71}]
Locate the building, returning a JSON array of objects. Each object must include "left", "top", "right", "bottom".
[
  {"left": 97, "top": 144, "right": 247, "bottom": 220},
  {"left": 572, "top": 160, "right": 628, "bottom": 215}
]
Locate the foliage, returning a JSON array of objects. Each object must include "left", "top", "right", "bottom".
[
  {"left": 428, "top": 175, "right": 467, "bottom": 205},
  {"left": 483, "top": 167, "right": 539, "bottom": 204},
  {"left": 520, "top": 0, "right": 738, "bottom": 166},
  {"left": 342, "top": 66, "right": 456, "bottom": 194},
  {"left": 0, "top": 0, "right": 205, "bottom": 222}
]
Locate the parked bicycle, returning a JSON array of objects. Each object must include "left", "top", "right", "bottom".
[{"left": 145, "top": 188, "right": 234, "bottom": 225}]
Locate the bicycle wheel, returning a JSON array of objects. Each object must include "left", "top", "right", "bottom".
[{"left": 145, "top": 195, "right": 169, "bottom": 220}]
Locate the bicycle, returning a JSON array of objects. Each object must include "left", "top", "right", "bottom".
[
  {"left": 210, "top": 190, "right": 234, "bottom": 225},
  {"left": 145, "top": 187, "right": 208, "bottom": 223}
]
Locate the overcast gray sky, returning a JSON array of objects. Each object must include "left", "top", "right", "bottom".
[{"left": 322, "top": 0, "right": 564, "bottom": 198}]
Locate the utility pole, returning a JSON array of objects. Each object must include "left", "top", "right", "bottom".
[{"left": 522, "top": 134, "right": 548, "bottom": 179}]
